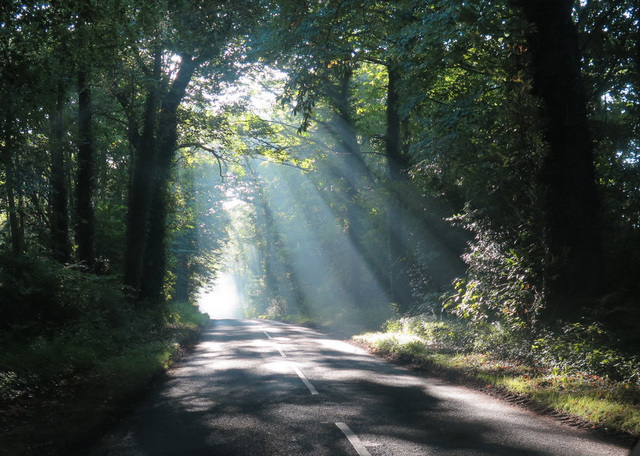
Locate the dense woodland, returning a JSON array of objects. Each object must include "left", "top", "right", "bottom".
[{"left": 1, "top": 0, "right": 640, "bottom": 417}]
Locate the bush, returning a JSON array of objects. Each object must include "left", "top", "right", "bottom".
[
  {"left": 532, "top": 322, "right": 640, "bottom": 382},
  {"left": 385, "top": 315, "right": 472, "bottom": 350},
  {"left": 384, "top": 314, "right": 535, "bottom": 360},
  {"left": 0, "top": 253, "right": 128, "bottom": 340},
  {"left": 167, "top": 301, "right": 210, "bottom": 328},
  {"left": 442, "top": 212, "right": 545, "bottom": 332}
]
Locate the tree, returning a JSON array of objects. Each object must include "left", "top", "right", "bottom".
[
  {"left": 117, "top": 0, "right": 259, "bottom": 304},
  {"left": 76, "top": 67, "right": 97, "bottom": 270},
  {"left": 49, "top": 79, "right": 71, "bottom": 263},
  {"left": 515, "top": 0, "right": 605, "bottom": 318}
]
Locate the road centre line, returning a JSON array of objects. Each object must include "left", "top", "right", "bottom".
[
  {"left": 264, "top": 331, "right": 287, "bottom": 357},
  {"left": 262, "top": 326, "right": 317, "bottom": 395},
  {"left": 335, "top": 422, "right": 372, "bottom": 456},
  {"left": 291, "top": 363, "right": 319, "bottom": 395}
]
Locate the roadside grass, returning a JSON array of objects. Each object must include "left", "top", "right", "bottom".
[
  {"left": 354, "top": 327, "right": 640, "bottom": 439},
  {"left": 0, "top": 300, "right": 209, "bottom": 456}
]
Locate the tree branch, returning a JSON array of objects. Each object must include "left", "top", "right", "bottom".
[{"left": 177, "top": 142, "right": 226, "bottom": 177}]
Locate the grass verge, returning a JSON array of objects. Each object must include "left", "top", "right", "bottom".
[
  {"left": 0, "top": 301, "right": 210, "bottom": 456},
  {"left": 354, "top": 330, "right": 640, "bottom": 442}
]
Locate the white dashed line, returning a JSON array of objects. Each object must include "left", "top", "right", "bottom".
[
  {"left": 264, "top": 330, "right": 287, "bottom": 357},
  {"left": 291, "top": 364, "right": 319, "bottom": 395},
  {"left": 335, "top": 422, "right": 372, "bottom": 456},
  {"left": 264, "top": 327, "right": 316, "bottom": 394}
]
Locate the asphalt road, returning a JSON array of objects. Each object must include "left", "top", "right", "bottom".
[{"left": 89, "top": 319, "right": 631, "bottom": 455}]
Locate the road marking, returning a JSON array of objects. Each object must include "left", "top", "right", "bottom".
[
  {"left": 291, "top": 364, "right": 319, "bottom": 395},
  {"left": 336, "top": 422, "right": 372, "bottom": 456},
  {"left": 264, "top": 331, "right": 287, "bottom": 357}
]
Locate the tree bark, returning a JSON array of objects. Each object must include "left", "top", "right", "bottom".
[
  {"left": 139, "top": 55, "right": 199, "bottom": 304},
  {"left": 516, "top": 0, "right": 605, "bottom": 318},
  {"left": 76, "top": 69, "right": 96, "bottom": 270},
  {"left": 2, "top": 113, "right": 23, "bottom": 256},
  {"left": 123, "top": 49, "right": 162, "bottom": 292},
  {"left": 385, "top": 65, "right": 414, "bottom": 312},
  {"left": 50, "top": 79, "right": 70, "bottom": 263}
]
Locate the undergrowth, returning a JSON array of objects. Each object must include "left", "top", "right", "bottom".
[
  {"left": 0, "top": 255, "right": 210, "bottom": 456},
  {"left": 355, "top": 315, "right": 640, "bottom": 438}
]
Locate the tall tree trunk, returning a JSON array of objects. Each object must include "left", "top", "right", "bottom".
[
  {"left": 258, "top": 195, "right": 305, "bottom": 314},
  {"left": 2, "top": 114, "right": 23, "bottom": 256},
  {"left": 76, "top": 69, "right": 96, "bottom": 270},
  {"left": 50, "top": 80, "right": 70, "bottom": 263},
  {"left": 172, "top": 170, "right": 196, "bottom": 303},
  {"left": 385, "top": 65, "right": 413, "bottom": 312},
  {"left": 139, "top": 55, "right": 198, "bottom": 304},
  {"left": 325, "top": 66, "right": 368, "bottom": 307},
  {"left": 123, "top": 49, "right": 162, "bottom": 292},
  {"left": 516, "top": 0, "right": 604, "bottom": 319},
  {"left": 173, "top": 242, "right": 192, "bottom": 302}
]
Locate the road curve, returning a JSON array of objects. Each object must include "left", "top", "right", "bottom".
[{"left": 89, "top": 319, "right": 630, "bottom": 455}]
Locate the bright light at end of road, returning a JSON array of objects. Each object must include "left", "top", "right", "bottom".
[{"left": 198, "top": 273, "right": 242, "bottom": 319}]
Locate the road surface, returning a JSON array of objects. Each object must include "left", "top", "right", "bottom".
[{"left": 90, "top": 319, "right": 630, "bottom": 455}]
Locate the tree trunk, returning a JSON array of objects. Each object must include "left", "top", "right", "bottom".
[
  {"left": 139, "top": 55, "right": 198, "bottom": 304},
  {"left": 325, "top": 67, "right": 368, "bottom": 307},
  {"left": 76, "top": 69, "right": 96, "bottom": 270},
  {"left": 172, "top": 171, "right": 197, "bottom": 303},
  {"left": 173, "top": 244, "right": 192, "bottom": 302},
  {"left": 123, "top": 50, "right": 162, "bottom": 292},
  {"left": 2, "top": 110, "right": 24, "bottom": 256},
  {"left": 516, "top": 0, "right": 604, "bottom": 319},
  {"left": 50, "top": 79, "right": 71, "bottom": 263},
  {"left": 385, "top": 65, "right": 413, "bottom": 312}
]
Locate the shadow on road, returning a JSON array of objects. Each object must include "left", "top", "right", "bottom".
[{"left": 89, "top": 320, "right": 627, "bottom": 456}]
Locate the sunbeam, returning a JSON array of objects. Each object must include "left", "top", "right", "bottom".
[{"left": 243, "top": 156, "right": 394, "bottom": 328}]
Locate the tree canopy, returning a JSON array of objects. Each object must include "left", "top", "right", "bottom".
[{"left": 1, "top": 0, "right": 640, "bottom": 360}]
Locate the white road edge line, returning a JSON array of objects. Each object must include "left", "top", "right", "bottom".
[
  {"left": 263, "top": 331, "right": 273, "bottom": 339},
  {"left": 291, "top": 364, "right": 319, "bottom": 395},
  {"left": 335, "top": 422, "right": 372, "bottom": 456}
]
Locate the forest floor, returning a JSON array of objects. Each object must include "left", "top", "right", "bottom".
[
  {"left": 351, "top": 331, "right": 640, "bottom": 449},
  {"left": 0, "top": 322, "right": 204, "bottom": 456}
]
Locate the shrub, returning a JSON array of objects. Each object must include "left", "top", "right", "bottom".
[
  {"left": 0, "top": 253, "right": 128, "bottom": 340},
  {"left": 442, "top": 212, "right": 545, "bottom": 332},
  {"left": 532, "top": 322, "right": 640, "bottom": 382}
]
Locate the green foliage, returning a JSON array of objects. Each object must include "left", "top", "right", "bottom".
[
  {"left": 0, "top": 287, "right": 209, "bottom": 405},
  {"left": 443, "top": 215, "right": 544, "bottom": 331},
  {"left": 385, "top": 316, "right": 472, "bottom": 350},
  {"left": 167, "top": 300, "right": 211, "bottom": 329},
  {"left": 0, "top": 253, "right": 124, "bottom": 338},
  {"left": 532, "top": 322, "right": 640, "bottom": 382},
  {"left": 380, "top": 312, "right": 640, "bottom": 385}
]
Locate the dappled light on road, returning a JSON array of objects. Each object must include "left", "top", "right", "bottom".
[{"left": 90, "top": 320, "right": 629, "bottom": 456}]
